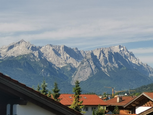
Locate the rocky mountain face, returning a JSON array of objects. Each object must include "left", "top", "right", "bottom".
[{"left": 0, "top": 40, "right": 153, "bottom": 94}]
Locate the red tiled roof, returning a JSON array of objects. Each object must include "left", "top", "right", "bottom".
[
  {"left": 106, "top": 96, "right": 135, "bottom": 106},
  {"left": 143, "top": 92, "right": 153, "bottom": 100},
  {"left": 60, "top": 94, "right": 108, "bottom": 106}
]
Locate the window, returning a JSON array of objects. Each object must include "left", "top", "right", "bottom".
[
  {"left": 13, "top": 104, "right": 17, "bottom": 115},
  {"left": 6, "top": 104, "right": 10, "bottom": 115},
  {"left": 6, "top": 104, "right": 17, "bottom": 115},
  {"left": 83, "top": 107, "right": 88, "bottom": 111},
  {"left": 84, "top": 97, "right": 87, "bottom": 99},
  {"left": 69, "top": 96, "right": 72, "bottom": 99},
  {"left": 103, "top": 106, "right": 106, "bottom": 110},
  {"left": 92, "top": 107, "right": 96, "bottom": 110}
]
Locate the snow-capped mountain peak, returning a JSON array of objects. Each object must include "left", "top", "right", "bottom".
[
  {"left": 0, "top": 40, "right": 153, "bottom": 82},
  {"left": 0, "top": 40, "right": 40, "bottom": 59}
]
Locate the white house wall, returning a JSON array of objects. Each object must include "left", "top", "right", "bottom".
[
  {"left": 136, "top": 106, "right": 151, "bottom": 114},
  {"left": 84, "top": 106, "right": 94, "bottom": 115},
  {"left": 16, "top": 102, "right": 56, "bottom": 115}
]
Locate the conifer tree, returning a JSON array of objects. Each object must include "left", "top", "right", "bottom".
[
  {"left": 48, "top": 91, "right": 52, "bottom": 98},
  {"left": 40, "top": 80, "right": 48, "bottom": 95},
  {"left": 70, "top": 80, "right": 83, "bottom": 113},
  {"left": 36, "top": 83, "right": 41, "bottom": 92},
  {"left": 52, "top": 82, "right": 60, "bottom": 101}
]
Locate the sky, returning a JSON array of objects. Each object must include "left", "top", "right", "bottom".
[{"left": 0, "top": 0, "right": 153, "bottom": 68}]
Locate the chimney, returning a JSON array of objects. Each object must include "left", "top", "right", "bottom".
[{"left": 117, "top": 96, "right": 122, "bottom": 103}]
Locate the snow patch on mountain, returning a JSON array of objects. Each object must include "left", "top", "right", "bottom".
[
  {"left": 0, "top": 40, "right": 153, "bottom": 83},
  {"left": 0, "top": 40, "right": 41, "bottom": 59}
]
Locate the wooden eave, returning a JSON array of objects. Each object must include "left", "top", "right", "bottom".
[
  {"left": 124, "top": 93, "right": 153, "bottom": 109},
  {"left": 107, "top": 104, "right": 125, "bottom": 107},
  {"left": 0, "top": 73, "right": 82, "bottom": 115}
]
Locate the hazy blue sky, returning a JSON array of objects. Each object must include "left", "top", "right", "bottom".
[{"left": 0, "top": 0, "right": 153, "bottom": 67}]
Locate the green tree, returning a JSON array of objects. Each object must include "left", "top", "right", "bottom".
[
  {"left": 69, "top": 80, "right": 84, "bottom": 113},
  {"left": 47, "top": 91, "right": 52, "bottom": 98},
  {"left": 36, "top": 83, "right": 41, "bottom": 92},
  {"left": 113, "top": 106, "right": 119, "bottom": 114},
  {"left": 103, "top": 92, "right": 107, "bottom": 97},
  {"left": 135, "top": 92, "right": 141, "bottom": 96},
  {"left": 92, "top": 105, "right": 105, "bottom": 115},
  {"left": 52, "top": 82, "right": 60, "bottom": 101},
  {"left": 40, "top": 80, "right": 48, "bottom": 95},
  {"left": 92, "top": 109, "right": 96, "bottom": 115}
]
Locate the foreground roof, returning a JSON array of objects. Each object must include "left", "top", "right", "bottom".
[
  {"left": 124, "top": 92, "right": 153, "bottom": 108},
  {"left": 143, "top": 92, "right": 153, "bottom": 100},
  {"left": 106, "top": 96, "right": 135, "bottom": 106},
  {"left": 0, "top": 73, "right": 81, "bottom": 115},
  {"left": 60, "top": 94, "right": 108, "bottom": 106}
]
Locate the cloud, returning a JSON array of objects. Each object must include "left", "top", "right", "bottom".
[
  {"left": 137, "top": 56, "right": 153, "bottom": 65},
  {"left": 0, "top": 23, "right": 39, "bottom": 33},
  {"left": 130, "top": 48, "right": 153, "bottom": 54},
  {"left": 129, "top": 47, "right": 153, "bottom": 68},
  {"left": 138, "top": 56, "right": 153, "bottom": 68},
  {"left": 1, "top": 18, "right": 153, "bottom": 40},
  {"left": 0, "top": 0, "right": 153, "bottom": 49}
]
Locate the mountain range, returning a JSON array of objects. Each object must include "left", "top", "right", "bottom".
[{"left": 0, "top": 40, "right": 153, "bottom": 94}]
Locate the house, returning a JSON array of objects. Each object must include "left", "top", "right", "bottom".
[
  {"left": 0, "top": 72, "right": 82, "bottom": 115},
  {"left": 124, "top": 92, "right": 153, "bottom": 115},
  {"left": 59, "top": 94, "right": 108, "bottom": 115},
  {"left": 106, "top": 95, "right": 136, "bottom": 114}
]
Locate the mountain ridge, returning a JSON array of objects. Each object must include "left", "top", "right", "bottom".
[{"left": 0, "top": 40, "right": 153, "bottom": 94}]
